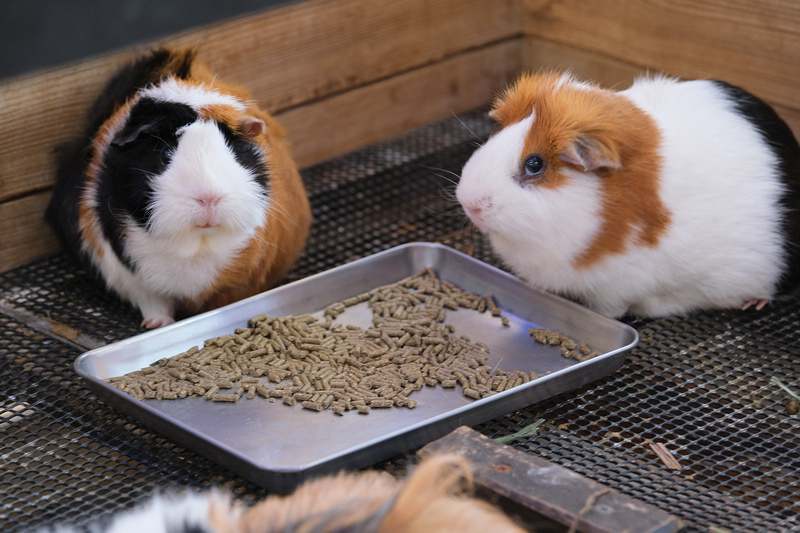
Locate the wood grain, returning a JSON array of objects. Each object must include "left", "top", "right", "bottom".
[
  {"left": 524, "top": 36, "right": 800, "bottom": 138},
  {"left": 0, "top": 193, "right": 59, "bottom": 273},
  {"left": 419, "top": 427, "right": 683, "bottom": 533},
  {"left": 278, "top": 40, "right": 522, "bottom": 168},
  {"left": 524, "top": 0, "right": 800, "bottom": 109}
]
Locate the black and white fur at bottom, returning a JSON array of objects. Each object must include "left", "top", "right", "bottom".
[{"left": 41, "top": 454, "right": 526, "bottom": 533}]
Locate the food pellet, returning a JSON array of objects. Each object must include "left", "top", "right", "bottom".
[
  {"left": 212, "top": 393, "right": 240, "bottom": 403},
  {"left": 301, "top": 401, "right": 325, "bottom": 412},
  {"left": 530, "top": 328, "right": 598, "bottom": 362}
]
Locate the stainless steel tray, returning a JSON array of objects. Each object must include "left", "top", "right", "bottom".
[{"left": 75, "top": 242, "right": 638, "bottom": 491}]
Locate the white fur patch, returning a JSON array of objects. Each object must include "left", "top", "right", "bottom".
[
  {"left": 554, "top": 72, "right": 593, "bottom": 92},
  {"left": 140, "top": 77, "right": 246, "bottom": 112},
  {"left": 73, "top": 491, "right": 235, "bottom": 533}
]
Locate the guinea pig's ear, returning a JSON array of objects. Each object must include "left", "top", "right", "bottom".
[
  {"left": 111, "top": 120, "right": 158, "bottom": 147},
  {"left": 559, "top": 136, "right": 621, "bottom": 172},
  {"left": 238, "top": 117, "right": 267, "bottom": 139}
]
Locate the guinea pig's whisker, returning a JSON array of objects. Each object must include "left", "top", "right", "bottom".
[
  {"left": 248, "top": 231, "right": 273, "bottom": 249},
  {"left": 428, "top": 167, "right": 461, "bottom": 186},
  {"left": 414, "top": 164, "right": 461, "bottom": 190},
  {"left": 436, "top": 185, "right": 461, "bottom": 207},
  {"left": 130, "top": 167, "right": 157, "bottom": 177},
  {"left": 265, "top": 202, "right": 302, "bottom": 230},
  {"left": 490, "top": 352, "right": 507, "bottom": 374},
  {"left": 151, "top": 134, "right": 171, "bottom": 148},
  {"left": 250, "top": 232, "right": 293, "bottom": 256},
  {"left": 451, "top": 111, "right": 486, "bottom": 146},
  {"left": 104, "top": 198, "right": 129, "bottom": 225}
]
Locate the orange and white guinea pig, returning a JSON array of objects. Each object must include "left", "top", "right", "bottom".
[
  {"left": 456, "top": 72, "right": 800, "bottom": 318},
  {"left": 45, "top": 49, "right": 312, "bottom": 328},
  {"left": 43, "top": 454, "right": 525, "bottom": 533}
]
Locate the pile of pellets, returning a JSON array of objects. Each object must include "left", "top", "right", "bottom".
[
  {"left": 528, "top": 329, "right": 599, "bottom": 362},
  {"left": 106, "top": 268, "right": 592, "bottom": 415}
]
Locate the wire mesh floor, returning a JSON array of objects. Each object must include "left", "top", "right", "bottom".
[{"left": 1, "top": 109, "right": 798, "bottom": 532}]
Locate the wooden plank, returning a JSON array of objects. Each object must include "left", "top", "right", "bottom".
[
  {"left": 523, "top": 0, "right": 800, "bottom": 110},
  {"left": 279, "top": 39, "right": 523, "bottom": 168},
  {"left": 419, "top": 426, "right": 683, "bottom": 533},
  {"left": 170, "top": 0, "right": 524, "bottom": 112},
  {"left": 0, "top": 0, "right": 523, "bottom": 205},
  {"left": 0, "top": 193, "right": 59, "bottom": 273},
  {"left": 524, "top": 36, "right": 643, "bottom": 89},
  {"left": 524, "top": 36, "right": 800, "bottom": 139},
  {"left": 0, "top": 40, "right": 522, "bottom": 272}
]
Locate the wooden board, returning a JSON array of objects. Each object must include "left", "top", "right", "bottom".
[
  {"left": 524, "top": 36, "right": 800, "bottom": 138},
  {"left": 0, "top": 193, "right": 59, "bottom": 273},
  {"left": 419, "top": 426, "right": 683, "bottom": 533},
  {"left": 523, "top": 0, "right": 800, "bottom": 110},
  {"left": 277, "top": 40, "right": 522, "bottom": 167}
]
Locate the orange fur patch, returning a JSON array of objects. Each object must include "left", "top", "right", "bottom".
[
  {"left": 198, "top": 104, "right": 241, "bottom": 126},
  {"left": 207, "top": 493, "right": 242, "bottom": 533},
  {"left": 493, "top": 72, "right": 671, "bottom": 268},
  {"left": 237, "top": 454, "right": 524, "bottom": 532}
]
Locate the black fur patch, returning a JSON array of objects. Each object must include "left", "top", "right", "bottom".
[
  {"left": 216, "top": 121, "right": 270, "bottom": 189},
  {"left": 88, "top": 49, "right": 196, "bottom": 147},
  {"left": 713, "top": 80, "right": 800, "bottom": 295},
  {"left": 46, "top": 49, "right": 196, "bottom": 276},
  {"left": 94, "top": 98, "right": 198, "bottom": 271},
  {"left": 45, "top": 133, "right": 91, "bottom": 269}
]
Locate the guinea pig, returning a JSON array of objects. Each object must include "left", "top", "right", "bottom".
[
  {"left": 456, "top": 71, "right": 800, "bottom": 318},
  {"left": 45, "top": 49, "right": 312, "bottom": 328},
  {"left": 41, "top": 454, "right": 525, "bottom": 533}
]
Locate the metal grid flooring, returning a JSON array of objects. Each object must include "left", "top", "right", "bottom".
[{"left": 1, "top": 109, "right": 798, "bottom": 532}]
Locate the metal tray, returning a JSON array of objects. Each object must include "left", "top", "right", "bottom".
[{"left": 75, "top": 242, "right": 638, "bottom": 491}]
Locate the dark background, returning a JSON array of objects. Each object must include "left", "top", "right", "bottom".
[{"left": 0, "top": 0, "right": 295, "bottom": 81}]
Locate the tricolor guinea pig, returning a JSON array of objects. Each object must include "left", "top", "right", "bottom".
[
  {"left": 456, "top": 72, "right": 800, "bottom": 318},
  {"left": 41, "top": 454, "right": 525, "bottom": 533},
  {"left": 46, "top": 49, "right": 312, "bottom": 328}
]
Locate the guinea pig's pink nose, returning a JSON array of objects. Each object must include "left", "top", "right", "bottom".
[
  {"left": 461, "top": 197, "right": 492, "bottom": 223},
  {"left": 196, "top": 194, "right": 221, "bottom": 208},
  {"left": 196, "top": 194, "right": 222, "bottom": 228}
]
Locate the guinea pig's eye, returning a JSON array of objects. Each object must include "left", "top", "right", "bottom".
[
  {"left": 161, "top": 147, "right": 174, "bottom": 166},
  {"left": 523, "top": 155, "right": 546, "bottom": 177}
]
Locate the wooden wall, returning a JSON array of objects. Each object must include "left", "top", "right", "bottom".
[
  {"left": 522, "top": 0, "right": 800, "bottom": 133},
  {"left": 2, "top": 0, "right": 800, "bottom": 273}
]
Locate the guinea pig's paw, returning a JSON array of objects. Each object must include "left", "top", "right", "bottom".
[
  {"left": 141, "top": 314, "right": 176, "bottom": 329},
  {"left": 741, "top": 298, "right": 770, "bottom": 311},
  {"left": 136, "top": 297, "right": 175, "bottom": 328}
]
